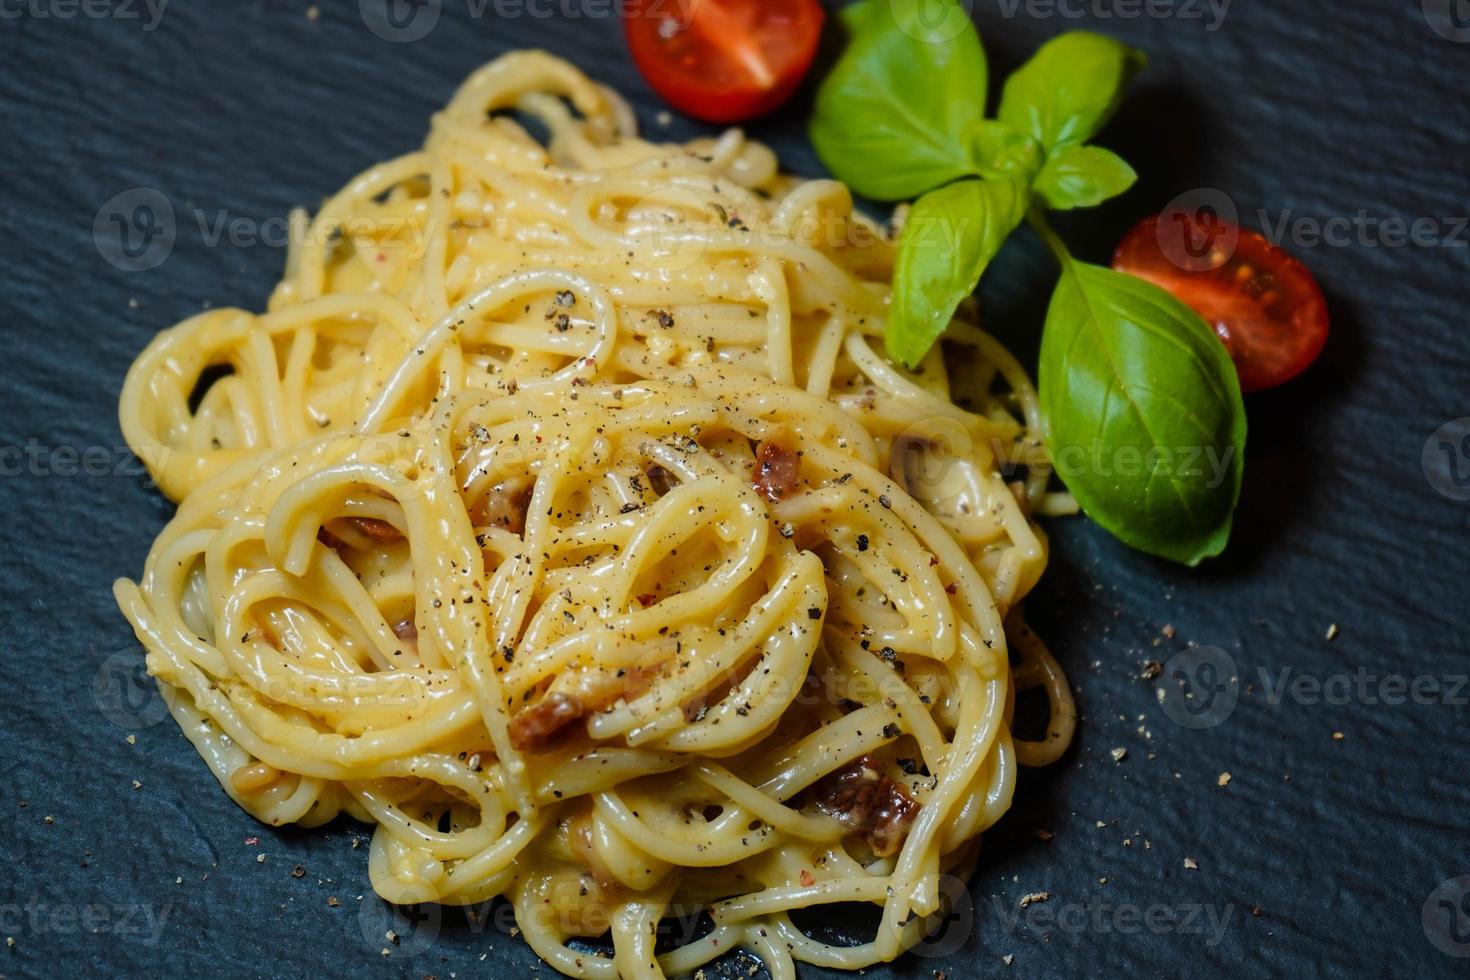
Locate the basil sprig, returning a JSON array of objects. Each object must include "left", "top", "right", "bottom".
[{"left": 809, "top": 1, "right": 1246, "bottom": 564}]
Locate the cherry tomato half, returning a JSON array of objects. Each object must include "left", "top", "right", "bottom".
[
  {"left": 1112, "top": 211, "right": 1329, "bottom": 393},
  {"left": 623, "top": 0, "right": 825, "bottom": 124}
]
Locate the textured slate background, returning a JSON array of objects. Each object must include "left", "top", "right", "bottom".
[{"left": 2, "top": 1, "right": 1468, "bottom": 978}]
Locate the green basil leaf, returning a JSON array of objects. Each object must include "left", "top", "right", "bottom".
[
  {"left": 970, "top": 119, "right": 1043, "bottom": 182},
  {"left": 998, "top": 32, "right": 1145, "bottom": 152},
  {"left": 1039, "top": 261, "right": 1245, "bottom": 564},
  {"left": 811, "top": 0, "right": 988, "bottom": 200},
  {"left": 888, "top": 177, "right": 1029, "bottom": 368},
  {"left": 1033, "top": 144, "right": 1138, "bottom": 210}
]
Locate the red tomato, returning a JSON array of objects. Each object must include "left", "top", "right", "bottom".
[
  {"left": 623, "top": 0, "right": 825, "bottom": 124},
  {"left": 1112, "top": 211, "right": 1329, "bottom": 393}
]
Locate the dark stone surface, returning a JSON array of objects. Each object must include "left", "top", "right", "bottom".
[{"left": 1, "top": 2, "right": 1466, "bottom": 978}]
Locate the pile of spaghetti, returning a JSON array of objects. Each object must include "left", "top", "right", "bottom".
[{"left": 115, "top": 52, "right": 1074, "bottom": 978}]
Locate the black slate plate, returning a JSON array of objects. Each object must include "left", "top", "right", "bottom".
[{"left": 3, "top": 2, "right": 1468, "bottom": 978}]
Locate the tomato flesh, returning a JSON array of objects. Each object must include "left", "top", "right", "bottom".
[
  {"left": 1112, "top": 212, "right": 1329, "bottom": 393},
  {"left": 624, "top": 0, "right": 825, "bottom": 124}
]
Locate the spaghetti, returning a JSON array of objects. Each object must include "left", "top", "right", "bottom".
[{"left": 115, "top": 51, "right": 1075, "bottom": 978}]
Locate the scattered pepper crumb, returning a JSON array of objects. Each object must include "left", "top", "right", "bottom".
[
  {"left": 1018, "top": 891, "right": 1049, "bottom": 908},
  {"left": 1332, "top": 731, "right": 1344, "bottom": 741},
  {"left": 1217, "top": 772, "right": 1231, "bottom": 787},
  {"left": 1110, "top": 747, "right": 1127, "bottom": 762},
  {"left": 1183, "top": 857, "right": 1199, "bottom": 870},
  {"left": 1325, "top": 623, "right": 1339, "bottom": 641}
]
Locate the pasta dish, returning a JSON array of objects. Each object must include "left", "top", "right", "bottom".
[{"left": 114, "top": 51, "right": 1075, "bottom": 977}]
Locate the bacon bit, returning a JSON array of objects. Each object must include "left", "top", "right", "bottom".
[
  {"left": 944, "top": 583, "right": 958, "bottom": 595},
  {"left": 348, "top": 517, "right": 402, "bottom": 541},
  {"left": 637, "top": 593, "right": 657, "bottom": 607},
  {"left": 752, "top": 433, "right": 800, "bottom": 503},
  {"left": 471, "top": 477, "right": 533, "bottom": 535},
  {"left": 799, "top": 870, "right": 816, "bottom": 887},
  {"left": 812, "top": 756, "right": 921, "bottom": 857},
  {"left": 508, "top": 693, "right": 585, "bottom": 751}
]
